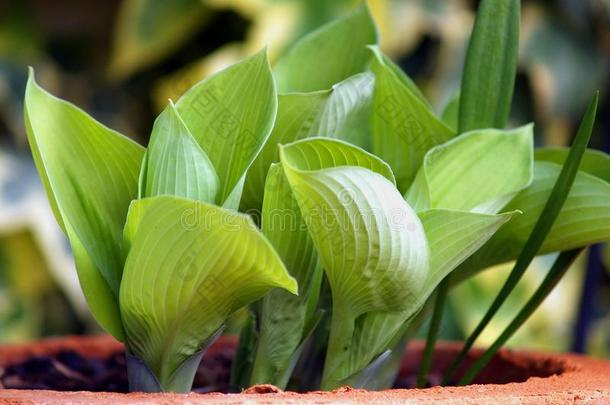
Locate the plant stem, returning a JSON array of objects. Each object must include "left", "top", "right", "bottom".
[
  {"left": 230, "top": 311, "right": 257, "bottom": 391},
  {"left": 320, "top": 306, "right": 356, "bottom": 390},
  {"left": 458, "top": 248, "right": 581, "bottom": 385},
  {"left": 442, "top": 92, "right": 598, "bottom": 385},
  {"left": 417, "top": 279, "right": 449, "bottom": 388}
]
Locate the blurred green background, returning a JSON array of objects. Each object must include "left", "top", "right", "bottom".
[{"left": 0, "top": 0, "right": 609, "bottom": 357}]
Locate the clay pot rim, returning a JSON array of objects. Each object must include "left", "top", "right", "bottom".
[{"left": 1, "top": 334, "right": 609, "bottom": 404}]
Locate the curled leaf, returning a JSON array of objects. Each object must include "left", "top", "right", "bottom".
[{"left": 119, "top": 196, "right": 296, "bottom": 391}]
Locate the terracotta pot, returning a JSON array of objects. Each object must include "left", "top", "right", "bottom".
[{"left": 0, "top": 335, "right": 609, "bottom": 404}]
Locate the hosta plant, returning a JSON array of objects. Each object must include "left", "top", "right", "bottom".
[{"left": 23, "top": 0, "right": 610, "bottom": 394}]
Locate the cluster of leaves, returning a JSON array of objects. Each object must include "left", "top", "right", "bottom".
[{"left": 23, "top": 0, "right": 610, "bottom": 393}]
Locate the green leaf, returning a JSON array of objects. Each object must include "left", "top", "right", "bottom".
[
  {"left": 459, "top": 0, "right": 520, "bottom": 132},
  {"left": 337, "top": 209, "right": 514, "bottom": 387},
  {"left": 241, "top": 73, "right": 375, "bottom": 212},
  {"left": 441, "top": 91, "right": 460, "bottom": 133},
  {"left": 457, "top": 161, "right": 610, "bottom": 279},
  {"left": 119, "top": 196, "right": 296, "bottom": 392},
  {"left": 139, "top": 101, "right": 219, "bottom": 202},
  {"left": 251, "top": 164, "right": 323, "bottom": 388},
  {"left": 369, "top": 46, "right": 455, "bottom": 193},
  {"left": 278, "top": 138, "right": 429, "bottom": 389},
  {"left": 175, "top": 49, "right": 277, "bottom": 207},
  {"left": 241, "top": 92, "right": 328, "bottom": 213},
  {"left": 274, "top": 4, "right": 378, "bottom": 92},
  {"left": 24, "top": 70, "right": 144, "bottom": 340},
  {"left": 373, "top": 48, "right": 430, "bottom": 108},
  {"left": 230, "top": 310, "right": 257, "bottom": 391},
  {"left": 405, "top": 125, "right": 534, "bottom": 213},
  {"left": 280, "top": 137, "right": 395, "bottom": 184},
  {"left": 535, "top": 147, "right": 610, "bottom": 183},
  {"left": 108, "top": 0, "right": 210, "bottom": 79}
]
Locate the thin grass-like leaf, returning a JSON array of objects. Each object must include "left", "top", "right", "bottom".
[
  {"left": 416, "top": 280, "right": 449, "bottom": 388},
  {"left": 443, "top": 92, "right": 599, "bottom": 385},
  {"left": 458, "top": 248, "right": 582, "bottom": 385}
]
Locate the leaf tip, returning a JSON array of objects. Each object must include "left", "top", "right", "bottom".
[
  {"left": 286, "top": 276, "right": 299, "bottom": 296},
  {"left": 25, "top": 66, "right": 40, "bottom": 98}
]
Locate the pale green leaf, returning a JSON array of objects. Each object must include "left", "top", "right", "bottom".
[
  {"left": 251, "top": 164, "right": 323, "bottom": 388},
  {"left": 459, "top": 0, "right": 520, "bottom": 132},
  {"left": 139, "top": 101, "right": 219, "bottom": 202},
  {"left": 280, "top": 137, "right": 395, "bottom": 185},
  {"left": 316, "top": 72, "right": 375, "bottom": 150},
  {"left": 369, "top": 46, "right": 455, "bottom": 193},
  {"left": 274, "top": 4, "right": 378, "bottom": 92},
  {"left": 405, "top": 125, "right": 533, "bottom": 213},
  {"left": 119, "top": 196, "right": 296, "bottom": 391},
  {"left": 419, "top": 209, "right": 515, "bottom": 287},
  {"left": 278, "top": 138, "right": 429, "bottom": 389},
  {"left": 24, "top": 70, "right": 144, "bottom": 340},
  {"left": 535, "top": 147, "right": 610, "bottom": 183},
  {"left": 241, "top": 73, "right": 375, "bottom": 212},
  {"left": 109, "top": 0, "right": 210, "bottom": 79},
  {"left": 456, "top": 161, "right": 610, "bottom": 281},
  {"left": 175, "top": 48, "right": 277, "bottom": 206},
  {"left": 336, "top": 209, "right": 514, "bottom": 386}
]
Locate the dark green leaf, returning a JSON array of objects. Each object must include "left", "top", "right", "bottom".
[{"left": 459, "top": 0, "right": 520, "bottom": 132}]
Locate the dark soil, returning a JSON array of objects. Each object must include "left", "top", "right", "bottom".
[
  {"left": 0, "top": 348, "right": 233, "bottom": 393},
  {"left": 0, "top": 338, "right": 565, "bottom": 393}
]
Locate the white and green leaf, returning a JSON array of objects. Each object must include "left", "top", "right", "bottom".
[{"left": 241, "top": 91, "right": 328, "bottom": 212}]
